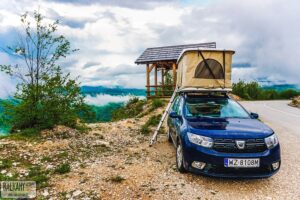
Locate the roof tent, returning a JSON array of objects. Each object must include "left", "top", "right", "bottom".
[{"left": 176, "top": 48, "right": 235, "bottom": 90}]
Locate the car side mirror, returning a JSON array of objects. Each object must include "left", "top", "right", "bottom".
[
  {"left": 169, "top": 111, "right": 180, "bottom": 119},
  {"left": 250, "top": 112, "right": 259, "bottom": 119}
]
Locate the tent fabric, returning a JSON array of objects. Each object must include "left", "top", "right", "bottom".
[{"left": 177, "top": 49, "right": 234, "bottom": 89}]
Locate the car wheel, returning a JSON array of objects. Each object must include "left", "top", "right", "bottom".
[
  {"left": 167, "top": 128, "right": 172, "bottom": 143},
  {"left": 176, "top": 140, "right": 186, "bottom": 173}
]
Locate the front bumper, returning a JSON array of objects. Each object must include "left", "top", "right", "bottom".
[{"left": 183, "top": 141, "right": 281, "bottom": 178}]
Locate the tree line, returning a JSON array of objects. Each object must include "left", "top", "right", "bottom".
[{"left": 232, "top": 81, "right": 300, "bottom": 100}]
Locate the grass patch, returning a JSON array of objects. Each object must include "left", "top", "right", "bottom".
[
  {"left": 107, "top": 175, "right": 125, "bottom": 183},
  {"left": 150, "top": 99, "right": 165, "bottom": 110},
  {"left": 0, "top": 159, "right": 13, "bottom": 170},
  {"left": 41, "top": 156, "right": 52, "bottom": 162},
  {"left": 6, "top": 128, "right": 41, "bottom": 141},
  {"left": 56, "top": 151, "right": 69, "bottom": 159},
  {"left": 27, "top": 166, "right": 49, "bottom": 188},
  {"left": 54, "top": 163, "right": 71, "bottom": 174},
  {"left": 0, "top": 173, "right": 18, "bottom": 181},
  {"left": 140, "top": 114, "right": 161, "bottom": 135},
  {"left": 140, "top": 125, "right": 150, "bottom": 135}
]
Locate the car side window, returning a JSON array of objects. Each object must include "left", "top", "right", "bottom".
[
  {"left": 178, "top": 97, "right": 184, "bottom": 115},
  {"left": 172, "top": 96, "right": 183, "bottom": 115},
  {"left": 172, "top": 96, "right": 180, "bottom": 113}
]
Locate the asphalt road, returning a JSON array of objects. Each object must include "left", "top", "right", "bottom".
[{"left": 241, "top": 100, "right": 300, "bottom": 135}]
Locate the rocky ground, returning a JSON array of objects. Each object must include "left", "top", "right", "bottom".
[{"left": 1, "top": 102, "right": 300, "bottom": 199}]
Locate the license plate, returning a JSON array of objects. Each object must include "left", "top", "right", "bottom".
[{"left": 224, "top": 158, "right": 260, "bottom": 168}]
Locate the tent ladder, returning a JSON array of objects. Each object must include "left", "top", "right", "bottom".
[{"left": 149, "top": 87, "right": 178, "bottom": 146}]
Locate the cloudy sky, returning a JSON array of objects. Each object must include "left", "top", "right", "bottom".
[{"left": 0, "top": 0, "right": 299, "bottom": 98}]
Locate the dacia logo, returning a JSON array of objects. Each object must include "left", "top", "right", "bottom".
[{"left": 236, "top": 140, "right": 246, "bottom": 149}]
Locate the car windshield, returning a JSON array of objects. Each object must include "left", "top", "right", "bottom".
[{"left": 185, "top": 98, "right": 250, "bottom": 119}]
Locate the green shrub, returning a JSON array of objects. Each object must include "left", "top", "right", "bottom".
[
  {"left": 151, "top": 99, "right": 164, "bottom": 110},
  {"left": 145, "top": 115, "right": 161, "bottom": 127},
  {"left": 140, "top": 125, "right": 150, "bottom": 135},
  {"left": 41, "top": 156, "right": 52, "bottom": 162},
  {"left": 107, "top": 175, "right": 125, "bottom": 183},
  {"left": 54, "top": 163, "right": 71, "bottom": 174},
  {"left": 112, "top": 97, "right": 146, "bottom": 121},
  {"left": 140, "top": 114, "right": 161, "bottom": 135},
  {"left": 0, "top": 159, "right": 13, "bottom": 170},
  {"left": 28, "top": 166, "right": 49, "bottom": 188}
]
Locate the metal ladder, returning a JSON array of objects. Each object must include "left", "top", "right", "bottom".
[{"left": 149, "top": 87, "right": 178, "bottom": 146}]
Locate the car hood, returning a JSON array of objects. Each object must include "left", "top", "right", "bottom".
[{"left": 186, "top": 118, "right": 273, "bottom": 138}]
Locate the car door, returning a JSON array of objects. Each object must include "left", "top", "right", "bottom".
[
  {"left": 168, "top": 96, "right": 180, "bottom": 139},
  {"left": 173, "top": 96, "right": 184, "bottom": 142}
]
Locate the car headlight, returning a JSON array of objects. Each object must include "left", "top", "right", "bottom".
[
  {"left": 187, "top": 132, "right": 213, "bottom": 148},
  {"left": 265, "top": 134, "right": 279, "bottom": 149}
]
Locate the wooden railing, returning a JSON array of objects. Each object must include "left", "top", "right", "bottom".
[{"left": 146, "top": 84, "right": 176, "bottom": 99}]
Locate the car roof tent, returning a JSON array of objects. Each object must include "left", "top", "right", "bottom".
[{"left": 177, "top": 48, "right": 235, "bottom": 90}]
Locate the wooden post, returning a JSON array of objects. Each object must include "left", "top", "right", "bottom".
[
  {"left": 154, "top": 64, "right": 158, "bottom": 96},
  {"left": 161, "top": 68, "right": 164, "bottom": 96},
  {"left": 172, "top": 63, "right": 177, "bottom": 89},
  {"left": 146, "top": 64, "right": 150, "bottom": 98}
]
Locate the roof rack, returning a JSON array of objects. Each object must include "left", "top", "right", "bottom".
[{"left": 178, "top": 87, "right": 232, "bottom": 93}]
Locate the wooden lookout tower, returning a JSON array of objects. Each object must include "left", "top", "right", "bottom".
[{"left": 135, "top": 42, "right": 216, "bottom": 99}]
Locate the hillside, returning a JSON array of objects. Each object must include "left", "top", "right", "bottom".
[{"left": 1, "top": 99, "right": 300, "bottom": 199}]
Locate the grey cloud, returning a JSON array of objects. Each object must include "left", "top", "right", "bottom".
[
  {"left": 95, "top": 64, "right": 144, "bottom": 77},
  {"left": 45, "top": 0, "right": 178, "bottom": 9},
  {"left": 232, "top": 62, "right": 251, "bottom": 68},
  {"left": 46, "top": 8, "right": 96, "bottom": 29},
  {"left": 83, "top": 61, "right": 101, "bottom": 69}
]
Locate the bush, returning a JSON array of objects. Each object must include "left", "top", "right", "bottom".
[
  {"left": 140, "top": 125, "right": 150, "bottom": 135},
  {"left": 28, "top": 166, "right": 49, "bottom": 188},
  {"left": 112, "top": 97, "right": 146, "bottom": 121},
  {"left": 0, "top": 159, "right": 13, "bottom": 170},
  {"left": 54, "top": 163, "right": 71, "bottom": 174},
  {"left": 140, "top": 114, "right": 161, "bottom": 135},
  {"left": 151, "top": 99, "right": 164, "bottom": 110},
  {"left": 107, "top": 175, "right": 125, "bottom": 183}
]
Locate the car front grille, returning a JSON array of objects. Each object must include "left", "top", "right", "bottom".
[{"left": 213, "top": 138, "right": 267, "bottom": 153}]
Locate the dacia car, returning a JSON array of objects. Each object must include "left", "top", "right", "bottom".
[{"left": 167, "top": 93, "right": 280, "bottom": 178}]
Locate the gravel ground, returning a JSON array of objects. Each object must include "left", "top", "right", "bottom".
[{"left": 1, "top": 101, "right": 300, "bottom": 199}]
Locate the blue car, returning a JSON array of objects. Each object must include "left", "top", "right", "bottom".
[{"left": 167, "top": 93, "right": 281, "bottom": 178}]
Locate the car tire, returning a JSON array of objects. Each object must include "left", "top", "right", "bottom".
[
  {"left": 176, "top": 140, "right": 186, "bottom": 173},
  {"left": 167, "top": 128, "right": 172, "bottom": 143}
]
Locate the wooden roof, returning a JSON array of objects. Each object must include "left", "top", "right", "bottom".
[{"left": 135, "top": 42, "right": 216, "bottom": 64}]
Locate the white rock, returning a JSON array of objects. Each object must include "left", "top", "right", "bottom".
[
  {"left": 7, "top": 172, "right": 13, "bottom": 177},
  {"left": 42, "top": 190, "right": 49, "bottom": 197},
  {"left": 73, "top": 190, "right": 82, "bottom": 197},
  {"left": 93, "top": 140, "right": 109, "bottom": 146},
  {"left": 1, "top": 170, "right": 7, "bottom": 174},
  {"left": 46, "top": 164, "right": 54, "bottom": 170}
]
